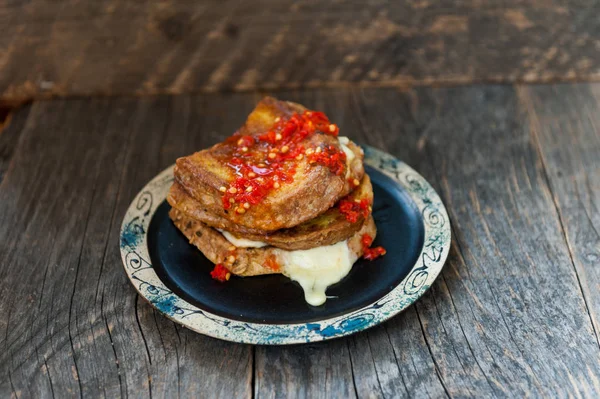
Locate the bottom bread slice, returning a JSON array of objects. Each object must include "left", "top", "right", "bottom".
[{"left": 169, "top": 208, "right": 377, "bottom": 277}]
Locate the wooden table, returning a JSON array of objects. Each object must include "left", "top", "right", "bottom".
[{"left": 1, "top": 2, "right": 600, "bottom": 398}]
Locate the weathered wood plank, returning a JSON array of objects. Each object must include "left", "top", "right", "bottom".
[
  {"left": 255, "top": 340, "right": 356, "bottom": 399},
  {"left": 0, "top": 96, "right": 253, "bottom": 398},
  {"left": 2, "top": 85, "right": 600, "bottom": 398},
  {"left": 2, "top": 1, "right": 600, "bottom": 101},
  {"left": 356, "top": 85, "right": 600, "bottom": 397},
  {"left": 518, "top": 84, "right": 600, "bottom": 349}
]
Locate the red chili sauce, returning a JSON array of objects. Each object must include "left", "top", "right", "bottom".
[
  {"left": 361, "top": 234, "right": 386, "bottom": 260},
  {"left": 210, "top": 264, "right": 230, "bottom": 282},
  {"left": 339, "top": 198, "right": 371, "bottom": 223},
  {"left": 218, "top": 111, "right": 344, "bottom": 214},
  {"left": 264, "top": 255, "right": 280, "bottom": 272}
]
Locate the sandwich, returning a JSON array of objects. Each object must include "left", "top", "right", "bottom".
[{"left": 167, "top": 97, "right": 385, "bottom": 306}]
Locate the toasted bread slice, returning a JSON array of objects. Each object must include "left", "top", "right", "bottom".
[
  {"left": 168, "top": 174, "right": 374, "bottom": 250},
  {"left": 174, "top": 97, "right": 364, "bottom": 232},
  {"left": 169, "top": 208, "right": 377, "bottom": 277}
]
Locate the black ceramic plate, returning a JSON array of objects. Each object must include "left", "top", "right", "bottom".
[
  {"left": 149, "top": 165, "right": 423, "bottom": 324},
  {"left": 120, "top": 146, "right": 451, "bottom": 344}
]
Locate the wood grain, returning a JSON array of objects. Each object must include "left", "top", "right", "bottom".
[
  {"left": 1, "top": 85, "right": 600, "bottom": 397},
  {"left": 0, "top": 97, "right": 253, "bottom": 398},
  {"left": 255, "top": 340, "right": 356, "bottom": 399},
  {"left": 2, "top": 1, "right": 600, "bottom": 101},
  {"left": 519, "top": 84, "right": 600, "bottom": 348},
  {"left": 346, "top": 85, "right": 600, "bottom": 397}
]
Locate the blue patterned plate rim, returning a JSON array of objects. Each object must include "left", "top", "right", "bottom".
[{"left": 119, "top": 146, "right": 451, "bottom": 345}]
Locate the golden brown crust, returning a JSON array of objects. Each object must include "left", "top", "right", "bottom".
[
  {"left": 169, "top": 208, "right": 377, "bottom": 277},
  {"left": 169, "top": 208, "right": 277, "bottom": 276},
  {"left": 168, "top": 174, "right": 374, "bottom": 250},
  {"left": 173, "top": 97, "right": 364, "bottom": 232}
]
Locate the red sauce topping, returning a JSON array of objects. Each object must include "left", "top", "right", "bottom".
[
  {"left": 264, "top": 255, "right": 280, "bottom": 271},
  {"left": 210, "top": 264, "right": 230, "bottom": 282},
  {"left": 339, "top": 198, "right": 371, "bottom": 223},
  {"left": 219, "top": 110, "right": 345, "bottom": 213},
  {"left": 308, "top": 145, "right": 346, "bottom": 175},
  {"left": 361, "top": 234, "right": 386, "bottom": 260}
]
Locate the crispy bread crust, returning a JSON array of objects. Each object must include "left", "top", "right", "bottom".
[
  {"left": 168, "top": 169, "right": 372, "bottom": 251},
  {"left": 169, "top": 208, "right": 377, "bottom": 277},
  {"left": 173, "top": 97, "right": 364, "bottom": 231}
]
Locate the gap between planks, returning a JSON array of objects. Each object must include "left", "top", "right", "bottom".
[{"left": 5, "top": 74, "right": 600, "bottom": 107}]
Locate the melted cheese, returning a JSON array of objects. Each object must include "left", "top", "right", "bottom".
[
  {"left": 339, "top": 136, "right": 355, "bottom": 162},
  {"left": 277, "top": 240, "right": 357, "bottom": 306},
  {"left": 218, "top": 230, "right": 268, "bottom": 248},
  {"left": 339, "top": 136, "right": 355, "bottom": 178}
]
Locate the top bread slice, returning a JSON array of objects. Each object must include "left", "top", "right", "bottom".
[
  {"left": 167, "top": 174, "right": 374, "bottom": 250},
  {"left": 174, "top": 97, "right": 364, "bottom": 232}
]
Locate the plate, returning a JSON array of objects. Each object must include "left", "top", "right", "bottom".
[{"left": 119, "top": 146, "right": 451, "bottom": 344}]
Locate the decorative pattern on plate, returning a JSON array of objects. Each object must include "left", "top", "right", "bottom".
[{"left": 119, "top": 146, "right": 451, "bottom": 345}]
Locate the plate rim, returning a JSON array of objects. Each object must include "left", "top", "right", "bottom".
[{"left": 119, "top": 146, "right": 451, "bottom": 345}]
